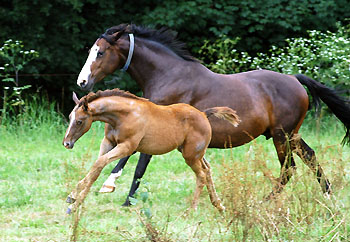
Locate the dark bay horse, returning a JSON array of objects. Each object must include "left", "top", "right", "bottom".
[
  {"left": 76, "top": 23, "right": 350, "bottom": 205},
  {"left": 63, "top": 89, "right": 240, "bottom": 213}
]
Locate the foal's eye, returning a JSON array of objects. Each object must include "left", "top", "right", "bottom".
[
  {"left": 97, "top": 51, "right": 104, "bottom": 58},
  {"left": 76, "top": 120, "right": 82, "bottom": 125}
]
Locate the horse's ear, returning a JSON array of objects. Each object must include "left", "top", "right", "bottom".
[
  {"left": 72, "top": 92, "right": 79, "bottom": 105},
  {"left": 112, "top": 29, "right": 126, "bottom": 42}
]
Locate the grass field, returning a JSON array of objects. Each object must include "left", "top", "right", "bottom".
[{"left": 1, "top": 99, "right": 350, "bottom": 241}]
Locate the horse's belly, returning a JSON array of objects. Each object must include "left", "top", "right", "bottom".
[
  {"left": 209, "top": 131, "right": 255, "bottom": 148},
  {"left": 208, "top": 115, "right": 269, "bottom": 148}
]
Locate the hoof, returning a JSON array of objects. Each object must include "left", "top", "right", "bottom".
[
  {"left": 98, "top": 185, "right": 115, "bottom": 193},
  {"left": 66, "top": 196, "right": 76, "bottom": 204},
  {"left": 218, "top": 204, "right": 226, "bottom": 212},
  {"left": 264, "top": 192, "right": 278, "bottom": 201},
  {"left": 66, "top": 207, "right": 72, "bottom": 214},
  {"left": 122, "top": 199, "right": 131, "bottom": 207}
]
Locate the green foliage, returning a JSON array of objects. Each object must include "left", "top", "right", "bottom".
[
  {"left": 198, "top": 36, "right": 251, "bottom": 74},
  {"left": 1, "top": 0, "right": 350, "bottom": 101},
  {"left": 1, "top": 98, "right": 350, "bottom": 241},
  {"left": 141, "top": 0, "right": 350, "bottom": 52},
  {"left": 130, "top": 181, "right": 153, "bottom": 219},
  {"left": 251, "top": 25, "right": 350, "bottom": 89},
  {"left": 0, "top": 39, "right": 39, "bottom": 123},
  {"left": 202, "top": 24, "right": 350, "bottom": 91},
  {"left": 0, "top": 39, "right": 39, "bottom": 77}
]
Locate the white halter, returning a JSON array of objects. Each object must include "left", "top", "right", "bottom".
[{"left": 121, "top": 33, "right": 134, "bottom": 72}]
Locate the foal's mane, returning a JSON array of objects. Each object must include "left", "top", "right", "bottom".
[
  {"left": 101, "top": 23, "right": 197, "bottom": 62},
  {"left": 79, "top": 88, "right": 146, "bottom": 107}
]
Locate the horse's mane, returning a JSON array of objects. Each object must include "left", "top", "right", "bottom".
[
  {"left": 79, "top": 88, "right": 146, "bottom": 107},
  {"left": 101, "top": 23, "right": 197, "bottom": 62}
]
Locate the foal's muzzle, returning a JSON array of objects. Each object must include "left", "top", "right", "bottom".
[{"left": 63, "top": 141, "right": 74, "bottom": 149}]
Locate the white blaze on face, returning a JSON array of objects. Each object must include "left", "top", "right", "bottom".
[
  {"left": 65, "top": 106, "right": 78, "bottom": 139},
  {"left": 77, "top": 43, "right": 100, "bottom": 86}
]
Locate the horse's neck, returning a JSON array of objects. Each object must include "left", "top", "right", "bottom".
[
  {"left": 126, "top": 40, "right": 206, "bottom": 94},
  {"left": 90, "top": 97, "right": 137, "bottom": 126}
]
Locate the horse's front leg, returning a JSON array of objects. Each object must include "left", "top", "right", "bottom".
[
  {"left": 122, "top": 153, "right": 152, "bottom": 206},
  {"left": 66, "top": 142, "right": 134, "bottom": 214}
]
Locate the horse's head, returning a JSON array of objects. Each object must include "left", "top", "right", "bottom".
[
  {"left": 77, "top": 29, "right": 131, "bottom": 91},
  {"left": 63, "top": 93, "right": 93, "bottom": 149}
]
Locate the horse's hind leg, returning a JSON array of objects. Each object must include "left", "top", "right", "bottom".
[
  {"left": 293, "top": 137, "right": 331, "bottom": 194},
  {"left": 267, "top": 132, "right": 296, "bottom": 199}
]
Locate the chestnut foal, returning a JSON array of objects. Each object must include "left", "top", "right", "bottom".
[{"left": 63, "top": 89, "right": 240, "bottom": 214}]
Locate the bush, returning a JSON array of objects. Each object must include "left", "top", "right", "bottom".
[
  {"left": 198, "top": 36, "right": 251, "bottom": 74},
  {"left": 200, "top": 24, "right": 350, "bottom": 92},
  {"left": 251, "top": 24, "right": 350, "bottom": 91},
  {"left": 0, "top": 39, "right": 39, "bottom": 123}
]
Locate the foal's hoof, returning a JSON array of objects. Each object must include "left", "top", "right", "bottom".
[
  {"left": 66, "top": 206, "right": 72, "bottom": 214},
  {"left": 218, "top": 204, "right": 226, "bottom": 213},
  {"left": 264, "top": 191, "right": 279, "bottom": 201},
  {"left": 98, "top": 185, "right": 116, "bottom": 193},
  {"left": 66, "top": 196, "right": 76, "bottom": 204}
]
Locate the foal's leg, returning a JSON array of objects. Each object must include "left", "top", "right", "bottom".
[
  {"left": 293, "top": 137, "right": 331, "bottom": 194},
  {"left": 182, "top": 140, "right": 224, "bottom": 212},
  {"left": 122, "top": 153, "right": 152, "bottom": 206},
  {"left": 67, "top": 137, "right": 114, "bottom": 203},
  {"left": 202, "top": 157, "right": 225, "bottom": 211},
  {"left": 266, "top": 133, "right": 296, "bottom": 199},
  {"left": 67, "top": 142, "right": 134, "bottom": 214},
  {"left": 185, "top": 157, "right": 207, "bottom": 210}
]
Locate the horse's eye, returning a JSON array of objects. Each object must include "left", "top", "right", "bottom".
[
  {"left": 97, "top": 51, "right": 104, "bottom": 58},
  {"left": 76, "top": 120, "right": 82, "bottom": 125}
]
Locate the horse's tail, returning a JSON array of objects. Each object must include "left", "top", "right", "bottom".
[
  {"left": 204, "top": 107, "right": 241, "bottom": 127},
  {"left": 294, "top": 74, "right": 350, "bottom": 144}
]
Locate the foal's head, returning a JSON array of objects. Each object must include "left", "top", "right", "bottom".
[{"left": 63, "top": 93, "right": 93, "bottom": 149}]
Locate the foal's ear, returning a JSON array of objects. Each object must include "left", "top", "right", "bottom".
[{"left": 72, "top": 92, "right": 79, "bottom": 105}]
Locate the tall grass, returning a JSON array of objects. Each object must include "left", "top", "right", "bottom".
[{"left": 1, "top": 97, "right": 350, "bottom": 241}]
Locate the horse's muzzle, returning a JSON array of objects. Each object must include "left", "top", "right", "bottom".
[
  {"left": 79, "top": 79, "right": 88, "bottom": 89},
  {"left": 78, "top": 79, "right": 94, "bottom": 91}
]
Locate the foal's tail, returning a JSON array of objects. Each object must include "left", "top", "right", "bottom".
[
  {"left": 204, "top": 107, "right": 241, "bottom": 127},
  {"left": 294, "top": 74, "right": 350, "bottom": 144}
]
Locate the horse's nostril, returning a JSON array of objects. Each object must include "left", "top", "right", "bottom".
[{"left": 80, "top": 80, "right": 87, "bottom": 87}]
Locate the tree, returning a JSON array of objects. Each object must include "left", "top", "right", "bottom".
[{"left": 0, "top": 0, "right": 349, "bottom": 112}]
